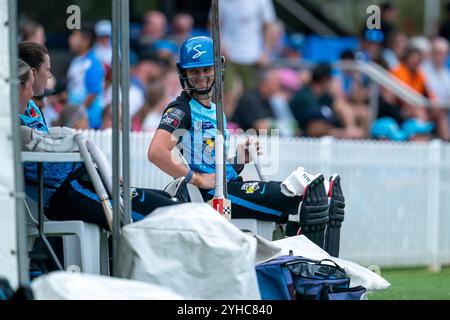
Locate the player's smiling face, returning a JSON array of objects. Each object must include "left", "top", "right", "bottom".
[{"left": 185, "top": 66, "right": 214, "bottom": 91}]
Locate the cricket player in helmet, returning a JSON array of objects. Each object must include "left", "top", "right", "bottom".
[{"left": 148, "top": 36, "right": 346, "bottom": 252}]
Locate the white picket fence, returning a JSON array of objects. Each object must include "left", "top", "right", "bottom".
[{"left": 84, "top": 129, "right": 450, "bottom": 269}]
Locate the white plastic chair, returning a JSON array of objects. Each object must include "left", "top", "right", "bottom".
[
  {"left": 165, "top": 147, "right": 276, "bottom": 241},
  {"left": 26, "top": 196, "right": 109, "bottom": 275}
]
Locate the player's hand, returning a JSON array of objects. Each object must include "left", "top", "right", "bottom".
[
  {"left": 237, "top": 138, "right": 262, "bottom": 164},
  {"left": 193, "top": 172, "right": 216, "bottom": 189}
]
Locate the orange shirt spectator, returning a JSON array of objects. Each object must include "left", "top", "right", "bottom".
[{"left": 390, "top": 46, "right": 436, "bottom": 102}]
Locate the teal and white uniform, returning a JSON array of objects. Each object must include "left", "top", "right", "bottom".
[{"left": 157, "top": 92, "right": 299, "bottom": 223}]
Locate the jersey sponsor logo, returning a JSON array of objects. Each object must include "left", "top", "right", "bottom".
[
  {"left": 202, "top": 138, "right": 215, "bottom": 164},
  {"left": 202, "top": 121, "right": 214, "bottom": 129},
  {"left": 164, "top": 107, "right": 185, "bottom": 120},
  {"left": 241, "top": 182, "right": 260, "bottom": 194},
  {"left": 192, "top": 44, "right": 207, "bottom": 59},
  {"left": 260, "top": 184, "right": 266, "bottom": 194},
  {"left": 161, "top": 114, "right": 181, "bottom": 129}
]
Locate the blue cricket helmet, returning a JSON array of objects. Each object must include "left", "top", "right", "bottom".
[
  {"left": 176, "top": 36, "right": 224, "bottom": 98},
  {"left": 177, "top": 36, "right": 214, "bottom": 70}
]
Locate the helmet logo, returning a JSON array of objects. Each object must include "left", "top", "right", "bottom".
[{"left": 192, "top": 44, "right": 207, "bottom": 59}]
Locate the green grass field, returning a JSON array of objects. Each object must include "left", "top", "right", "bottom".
[{"left": 368, "top": 266, "right": 450, "bottom": 300}]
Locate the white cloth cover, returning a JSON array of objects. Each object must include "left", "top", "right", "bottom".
[
  {"left": 272, "top": 235, "right": 391, "bottom": 292},
  {"left": 21, "top": 126, "right": 79, "bottom": 152},
  {"left": 31, "top": 271, "right": 183, "bottom": 300},
  {"left": 280, "top": 167, "right": 330, "bottom": 197},
  {"left": 117, "top": 203, "right": 261, "bottom": 300}
]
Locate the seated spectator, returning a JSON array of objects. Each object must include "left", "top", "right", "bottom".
[
  {"left": 269, "top": 68, "right": 300, "bottom": 137},
  {"left": 409, "top": 36, "right": 432, "bottom": 61},
  {"left": 231, "top": 68, "right": 280, "bottom": 132},
  {"left": 140, "top": 10, "right": 167, "bottom": 48},
  {"left": 20, "top": 20, "right": 46, "bottom": 45},
  {"left": 93, "top": 20, "right": 112, "bottom": 67},
  {"left": 169, "top": 12, "right": 194, "bottom": 47},
  {"left": 153, "top": 39, "right": 179, "bottom": 64},
  {"left": 289, "top": 63, "right": 365, "bottom": 139},
  {"left": 55, "top": 104, "right": 89, "bottom": 130},
  {"left": 129, "top": 51, "right": 165, "bottom": 119},
  {"left": 358, "top": 28, "right": 384, "bottom": 63},
  {"left": 391, "top": 46, "right": 450, "bottom": 140},
  {"left": 423, "top": 37, "right": 450, "bottom": 109},
  {"left": 333, "top": 50, "right": 370, "bottom": 135},
  {"left": 67, "top": 26, "right": 105, "bottom": 130},
  {"left": 382, "top": 31, "right": 408, "bottom": 69},
  {"left": 139, "top": 81, "right": 170, "bottom": 132}
]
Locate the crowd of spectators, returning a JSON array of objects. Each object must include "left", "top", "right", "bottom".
[{"left": 18, "top": 1, "right": 450, "bottom": 142}]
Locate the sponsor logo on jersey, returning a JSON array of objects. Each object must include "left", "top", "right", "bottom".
[
  {"left": 202, "top": 121, "right": 214, "bottom": 129},
  {"left": 241, "top": 182, "right": 260, "bottom": 194},
  {"left": 164, "top": 107, "right": 185, "bottom": 120},
  {"left": 161, "top": 114, "right": 180, "bottom": 129}
]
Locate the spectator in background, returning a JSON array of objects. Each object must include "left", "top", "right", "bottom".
[
  {"left": 423, "top": 37, "right": 450, "bottom": 134},
  {"left": 380, "top": 2, "right": 398, "bottom": 47},
  {"left": 265, "top": 20, "right": 286, "bottom": 63},
  {"left": 269, "top": 68, "right": 300, "bottom": 137},
  {"left": 359, "top": 28, "right": 384, "bottom": 63},
  {"left": 129, "top": 52, "right": 164, "bottom": 120},
  {"left": 140, "top": 10, "right": 167, "bottom": 48},
  {"left": 152, "top": 39, "right": 179, "bottom": 64},
  {"left": 210, "top": 0, "right": 277, "bottom": 118},
  {"left": 169, "top": 12, "right": 194, "bottom": 47},
  {"left": 382, "top": 31, "right": 408, "bottom": 69},
  {"left": 289, "top": 63, "right": 365, "bottom": 139},
  {"left": 56, "top": 104, "right": 89, "bottom": 130},
  {"left": 20, "top": 20, "right": 46, "bottom": 45},
  {"left": 67, "top": 26, "right": 105, "bottom": 129},
  {"left": 139, "top": 81, "right": 171, "bottom": 132},
  {"left": 391, "top": 46, "right": 450, "bottom": 140},
  {"left": 333, "top": 50, "right": 370, "bottom": 136},
  {"left": 409, "top": 36, "right": 432, "bottom": 61},
  {"left": 438, "top": 2, "right": 450, "bottom": 42},
  {"left": 93, "top": 20, "right": 112, "bottom": 67},
  {"left": 20, "top": 21, "right": 57, "bottom": 93},
  {"left": 231, "top": 68, "right": 280, "bottom": 132}
]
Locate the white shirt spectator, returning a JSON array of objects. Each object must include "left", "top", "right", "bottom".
[
  {"left": 213, "top": 0, "right": 276, "bottom": 65},
  {"left": 423, "top": 60, "right": 450, "bottom": 107}
]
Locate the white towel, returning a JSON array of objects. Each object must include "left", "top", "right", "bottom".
[{"left": 280, "top": 167, "right": 330, "bottom": 197}]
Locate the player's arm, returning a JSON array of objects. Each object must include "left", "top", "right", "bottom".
[
  {"left": 148, "top": 130, "right": 215, "bottom": 189},
  {"left": 147, "top": 105, "right": 215, "bottom": 189}
]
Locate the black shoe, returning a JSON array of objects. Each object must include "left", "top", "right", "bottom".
[{"left": 324, "top": 174, "right": 345, "bottom": 257}]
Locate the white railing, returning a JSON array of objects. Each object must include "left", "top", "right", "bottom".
[{"left": 84, "top": 129, "right": 450, "bottom": 269}]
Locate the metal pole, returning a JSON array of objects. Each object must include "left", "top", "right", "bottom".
[
  {"left": 120, "top": 0, "right": 131, "bottom": 226},
  {"left": 211, "top": 0, "right": 227, "bottom": 197},
  {"left": 111, "top": 0, "right": 121, "bottom": 276},
  {"left": 8, "top": 0, "right": 29, "bottom": 286}
]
